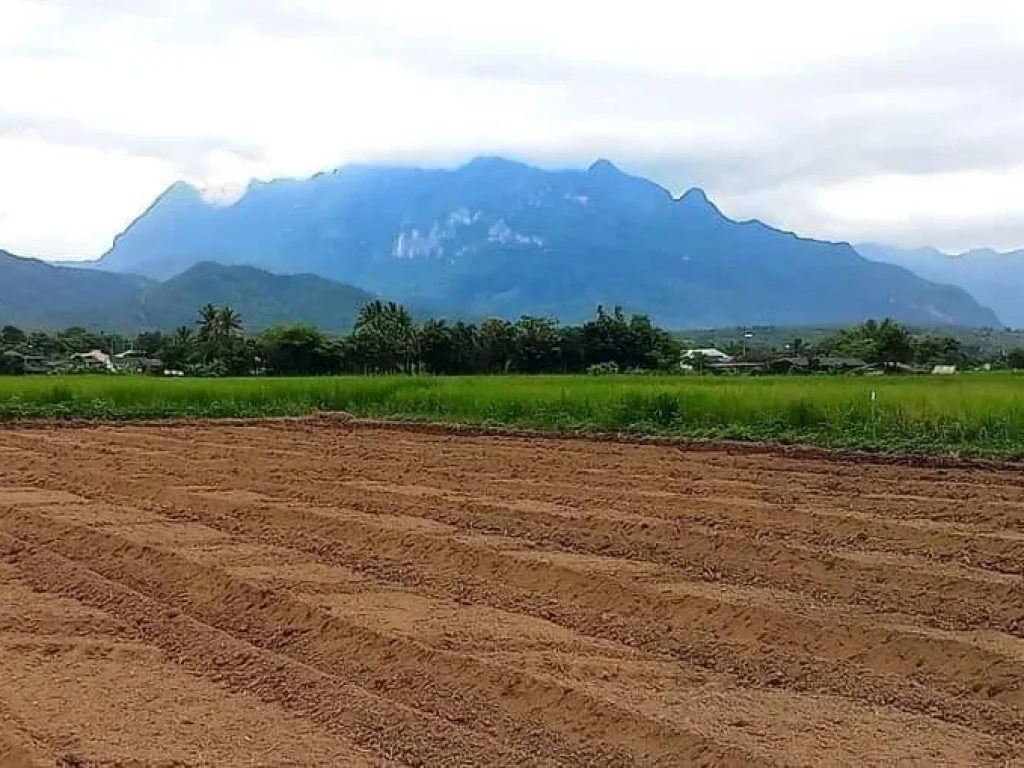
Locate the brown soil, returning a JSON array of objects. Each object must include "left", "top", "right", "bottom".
[{"left": 0, "top": 420, "right": 1022, "bottom": 767}]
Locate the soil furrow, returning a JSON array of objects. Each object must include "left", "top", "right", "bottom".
[
  {"left": 0, "top": 532, "right": 541, "bottom": 768},
  {"left": 2, "top": 421, "right": 1022, "bottom": 766},
  {"left": 98, "top": 489, "right": 1024, "bottom": 742},
  {"left": 151, "top": 482, "right": 1024, "bottom": 638},
  {"left": 1, "top": 513, "right": 764, "bottom": 768}
]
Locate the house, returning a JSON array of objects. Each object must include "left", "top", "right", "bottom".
[
  {"left": 680, "top": 348, "right": 737, "bottom": 373},
  {"left": 885, "top": 362, "right": 918, "bottom": 374},
  {"left": 768, "top": 356, "right": 869, "bottom": 374},
  {"left": 0, "top": 350, "right": 45, "bottom": 374},
  {"left": 119, "top": 357, "right": 164, "bottom": 374},
  {"left": 707, "top": 361, "right": 767, "bottom": 374},
  {"left": 768, "top": 356, "right": 811, "bottom": 373},
  {"left": 817, "top": 356, "right": 870, "bottom": 373},
  {"left": 115, "top": 350, "right": 147, "bottom": 361},
  {"left": 112, "top": 350, "right": 163, "bottom": 374},
  {"left": 682, "top": 348, "right": 733, "bottom": 364},
  {"left": 70, "top": 350, "right": 115, "bottom": 372},
  {"left": 21, "top": 355, "right": 51, "bottom": 374}
]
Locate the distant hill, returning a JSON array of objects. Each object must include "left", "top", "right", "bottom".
[
  {"left": 0, "top": 255, "right": 377, "bottom": 333},
  {"left": 0, "top": 249, "right": 152, "bottom": 329},
  {"left": 857, "top": 244, "right": 1024, "bottom": 328},
  {"left": 85, "top": 157, "right": 1000, "bottom": 328},
  {"left": 131, "top": 262, "right": 377, "bottom": 332}
]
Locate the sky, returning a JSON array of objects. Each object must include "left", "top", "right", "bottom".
[{"left": 2, "top": 0, "right": 1024, "bottom": 259}]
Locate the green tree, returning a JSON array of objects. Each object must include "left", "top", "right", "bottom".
[
  {"left": 558, "top": 324, "right": 585, "bottom": 372},
  {"left": 511, "top": 316, "right": 561, "bottom": 373},
  {"left": 217, "top": 336, "right": 258, "bottom": 376},
  {"left": 26, "top": 331, "right": 61, "bottom": 358},
  {"left": 0, "top": 350, "right": 25, "bottom": 375},
  {"left": 160, "top": 326, "right": 195, "bottom": 370},
  {"left": 580, "top": 306, "right": 678, "bottom": 371},
  {"left": 627, "top": 313, "right": 680, "bottom": 369},
  {"left": 823, "top": 319, "right": 914, "bottom": 367},
  {"left": 912, "top": 335, "right": 961, "bottom": 367},
  {"left": 58, "top": 326, "right": 104, "bottom": 354},
  {"left": 196, "top": 305, "right": 246, "bottom": 366},
  {"left": 1, "top": 325, "right": 26, "bottom": 349},
  {"left": 1006, "top": 349, "right": 1024, "bottom": 370},
  {"left": 134, "top": 331, "right": 165, "bottom": 357},
  {"left": 220, "top": 307, "right": 244, "bottom": 337},
  {"left": 478, "top": 318, "right": 516, "bottom": 373},
  {"left": 197, "top": 303, "right": 219, "bottom": 341},
  {"left": 581, "top": 305, "right": 630, "bottom": 368},
  {"left": 57, "top": 327, "right": 124, "bottom": 358},
  {"left": 875, "top": 319, "right": 914, "bottom": 365},
  {"left": 259, "top": 324, "right": 333, "bottom": 375},
  {"left": 419, "top": 319, "right": 456, "bottom": 374},
  {"left": 450, "top": 321, "right": 481, "bottom": 373},
  {"left": 352, "top": 301, "right": 418, "bottom": 373}
]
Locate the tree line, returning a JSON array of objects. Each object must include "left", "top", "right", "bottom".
[
  {"left": 3, "top": 304, "right": 1024, "bottom": 376},
  {"left": 1, "top": 303, "right": 680, "bottom": 376},
  {"left": 753, "top": 319, "right": 986, "bottom": 369}
]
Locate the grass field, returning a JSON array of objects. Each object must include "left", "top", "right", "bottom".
[{"left": 2, "top": 373, "right": 1024, "bottom": 457}]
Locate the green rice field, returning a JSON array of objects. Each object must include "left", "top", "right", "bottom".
[{"left": 2, "top": 373, "right": 1024, "bottom": 458}]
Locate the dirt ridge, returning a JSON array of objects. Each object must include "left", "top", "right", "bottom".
[{"left": 5, "top": 412, "right": 1024, "bottom": 471}]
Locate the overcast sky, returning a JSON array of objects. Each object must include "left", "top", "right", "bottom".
[{"left": 2, "top": 0, "right": 1024, "bottom": 259}]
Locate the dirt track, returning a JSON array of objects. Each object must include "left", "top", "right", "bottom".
[{"left": 1, "top": 421, "right": 1022, "bottom": 766}]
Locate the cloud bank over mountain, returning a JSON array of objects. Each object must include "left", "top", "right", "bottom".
[{"left": 2, "top": 0, "right": 1023, "bottom": 257}]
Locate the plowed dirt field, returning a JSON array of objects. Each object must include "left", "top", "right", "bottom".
[{"left": 1, "top": 421, "right": 1022, "bottom": 767}]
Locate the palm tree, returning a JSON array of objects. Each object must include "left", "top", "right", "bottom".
[
  {"left": 195, "top": 305, "right": 243, "bottom": 364},
  {"left": 354, "top": 300, "right": 383, "bottom": 331},
  {"left": 355, "top": 300, "right": 403, "bottom": 331},
  {"left": 219, "top": 306, "right": 243, "bottom": 338},
  {"left": 197, "top": 304, "right": 242, "bottom": 339},
  {"left": 353, "top": 300, "right": 418, "bottom": 373},
  {"left": 172, "top": 325, "right": 194, "bottom": 346},
  {"left": 163, "top": 325, "right": 196, "bottom": 369},
  {"left": 197, "top": 304, "right": 219, "bottom": 341}
]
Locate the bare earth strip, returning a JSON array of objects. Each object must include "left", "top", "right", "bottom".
[{"left": 0, "top": 421, "right": 1022, "bottom": 767}]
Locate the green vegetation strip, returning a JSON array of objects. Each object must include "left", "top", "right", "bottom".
[{"left": 3, "top": 373, "right": 1024, "bottom": 459}]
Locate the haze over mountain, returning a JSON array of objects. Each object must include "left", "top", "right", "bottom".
[
  {"left": 84, "top": 158, "right": 999, "bottom": 328},
  {"left": 0, "top": 251, "right": 376, "bottom": 333},
  {"left": 857, "top": 244, "right": 1024, "bottom": 328}
]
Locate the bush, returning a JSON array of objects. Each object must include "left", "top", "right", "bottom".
[{"left": 0, "top": 351, "right": 26, "bottom": 375}]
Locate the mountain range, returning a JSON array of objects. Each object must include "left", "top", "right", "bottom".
[
  {"left": 856, "top": 244, "right": 1023, "bottom": 328},
  {"left": 75, "top": 157, "right": 997, "bottom": 328},
  {"left": 0, "top": 251, "right": 375, "bottom": 332},
  {"left": 2, "top": 158, "right": 1006, "bottom": 330}
]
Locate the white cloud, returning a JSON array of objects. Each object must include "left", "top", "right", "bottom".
[
  {"left": 0, "top": 136, "right": 173, "bottom": 256},
  {"left": 1, "top": 0, "right": 1023, "bottom": 258}
]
